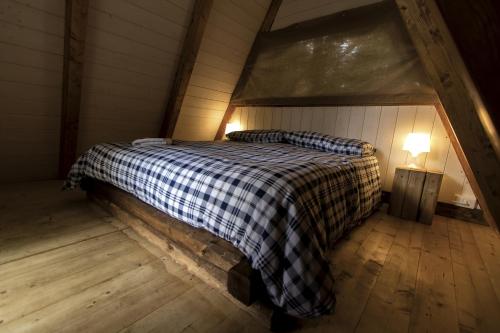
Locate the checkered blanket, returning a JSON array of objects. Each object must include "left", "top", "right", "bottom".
[
  {"left": 284, "top": 131, "right": 376, "bottom": 157},
  {"left": 65, "top": 141, "right": 380, "bottom": 317},
  {"left": 226, "top": 129, "right": 284, "bottom": 143}
]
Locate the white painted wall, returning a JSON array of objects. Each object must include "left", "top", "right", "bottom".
[
  {"left": 230, "top": 106, "right": 478, "bottom": 208},
  {"left": 0, "top": 0, "right": 65, "bottom": 182},
  {"left": 0, "top": 0, "right": 195, "bottom": 182},
  {"left": 173, "top": 0, "right": 271, "bottom": 141},
  {"left": 77, "top": 0, "right": 194, "bottom": 154},
  {"left": 271, "top": 0, "right": 383, "bottom": 30}
]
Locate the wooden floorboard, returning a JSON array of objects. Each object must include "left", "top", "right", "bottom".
[
  {"left": 329, "top": 214, "right": 399, "bottom": 332},
  {"left": 355, "top": 215, "right": 424, "bottom": 333},
  {"left": 447, "top": 217, "right": 478, "bottom": 332},
  {"left": 469, "top": 222, "right": 500, "bottom": 304},
  {"left": 1, "top": 181, "right": 500, "bottom": 332},
  {"left": 455, "top": 220, "right": 500, "bottom": 332},
  {"left": 409, "top": 215, "right": 459, "bottom": 333}
]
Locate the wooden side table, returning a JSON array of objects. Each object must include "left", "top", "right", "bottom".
[{"left": 389, "top": 166, "right": 443, "bottom": 224}]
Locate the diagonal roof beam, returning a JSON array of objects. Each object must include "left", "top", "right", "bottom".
[
  {"left": 58, "top": 0, "right": 89, "bottom": 178},
  {"left": 395, "top": 0, "right": 500, "bottom": 228},
  {"left": 159, "top": 0, "right": 213, "bottom": 138},
  {"left": 214, "top": 0, "right": 283, "bottom": 140}
]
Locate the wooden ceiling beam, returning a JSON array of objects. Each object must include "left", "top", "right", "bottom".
[
  {"left": 215, "top": 0, "right": 283, "bottom": 140},
  {"left": 231, "top": 94, "right": 438, "bottom": 107},
  {"left": 159, "top": 0, "right": 213, "bottom": 138},
  {"left": 58, "top": 0, "right": 89, "bottom": 178},
  {"left": 395, "top": 0, "right": 500, "bottom": 228},
  {"left": 435, "top": 0, "right": 500, "bottom": 156}
]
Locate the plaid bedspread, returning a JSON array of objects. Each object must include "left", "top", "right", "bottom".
[{"left": 65, "top": 141, "right": 380, "bottom": 317}]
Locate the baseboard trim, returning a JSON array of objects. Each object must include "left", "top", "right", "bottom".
[{"left": 381, "top": 191, "right": 486, "bottom": 225}]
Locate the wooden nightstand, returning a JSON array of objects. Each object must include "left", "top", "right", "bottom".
[{"left": 389, "top": 166, "right": 444, "bottom": 224}]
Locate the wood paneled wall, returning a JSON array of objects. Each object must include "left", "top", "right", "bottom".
[
  {"left": 0, "top": 0, "right": 65, "bottom": 182},
  {"left": 271, "top": 0, "right": 383, "bottom": 30},
  {"left": 230, "top": 106, "right": 477, "bottom": 208},
  {"left": 77, "top": 0, "right": 194, "bottom": 154},
  {"left": 0, "top": 0, "right": 195, "bottom": 182},
  {"left": 172, "top": 0, "right": 271, "bottom": 141}
]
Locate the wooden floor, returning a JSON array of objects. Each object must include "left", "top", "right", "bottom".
[{"left": 1, "top": 182, "right": 500, "bottom": 333}]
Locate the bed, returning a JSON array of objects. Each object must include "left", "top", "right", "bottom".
[{"left": 65, "top": 134, "right": 381, "bottom": 319}]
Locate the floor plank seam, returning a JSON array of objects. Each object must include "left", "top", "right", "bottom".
[
  {"left": 444, "top": 217, "right": 461, "bottom": 332},
  {"left": 0, "top": 228, "right": 121, "bottom": 266},
  {"left": 119, "top": 285, "right": 194, "bottom": 333},
  {"left": 4, "top": 255, "right": 162, "bottom": 325},
  {"left": 353, "top": 216, "right": 401, "bottom": 332},
  {"left": 469, "top": 224, "right": 500, "bottom": 305},
  {"left": 407, "top": 222, "right": 423, "bottom": 333}
]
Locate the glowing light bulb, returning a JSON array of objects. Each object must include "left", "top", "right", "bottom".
[
  {"left": 403, "top": 133, "right": 431, "bottom": 158},
  {"left": 225, "top": 122, "right": 241, "bottom": 135}
]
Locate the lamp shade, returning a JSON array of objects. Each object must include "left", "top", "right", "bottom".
[
  {"left": 225, "top": 122, "right": 241, "bottom": 135},
  {"left": 403, "top": 133, "right": 431, "bottom": 157}
]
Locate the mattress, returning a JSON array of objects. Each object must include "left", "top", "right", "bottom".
[{"left": 65, "top": 140, "right": 381, "bottom": 318}]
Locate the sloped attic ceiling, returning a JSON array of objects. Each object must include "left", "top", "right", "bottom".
[
  {"left": 0, "top": 0, "right": 195, "bottom": 182},
  {"left": 232, "top": 0, "right": 436, "bottom": 104},
  {"left": 271, "top": 0, "right": 384, "bottom": 30},
  {"left": 172, "top": 0, "right": 272, "bottom": 141},
  {"left": 77, "top": 0, "right": 195, "bottom": 155},
  {"left": 168, "top": 0, "right": 388, "bottom": 141},
  {"left": 187, "top": 0, "right": 410, "bottom": 142}
]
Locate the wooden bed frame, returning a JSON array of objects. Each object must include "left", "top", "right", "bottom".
[{"left": 83, "top": 178, "right": 297, "bottom": 331}]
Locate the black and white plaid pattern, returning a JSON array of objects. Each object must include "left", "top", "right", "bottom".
[
  {"left": 65, "top": 141, "right": 380, "bottom": 318},
  {"left": 284, "top": 131, "right": 375, "bottom": 157},
  {"left": 349, "top": 155, "right": 381, "bottom": 220},
  {"left": 226, "top": 129, "right": 284, "bottom": 143}
]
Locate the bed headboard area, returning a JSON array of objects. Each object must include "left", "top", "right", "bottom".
[{"left": 228, "top": 105, "right": 477, "bottom": 209}]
